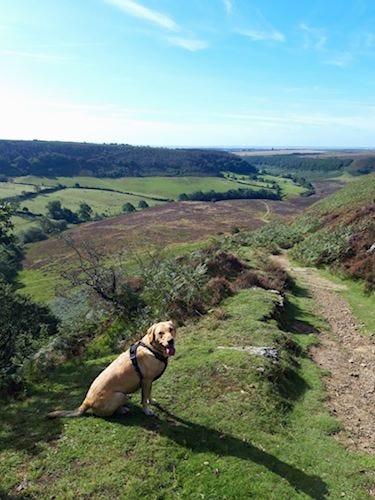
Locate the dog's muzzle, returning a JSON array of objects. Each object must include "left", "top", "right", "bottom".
[{"left": 166, "top": 339, "right": 175, "bottom": 356}]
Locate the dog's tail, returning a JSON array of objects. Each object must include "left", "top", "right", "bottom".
[{"left": 48, "top": 400, "right": 90, "bottom": 419}]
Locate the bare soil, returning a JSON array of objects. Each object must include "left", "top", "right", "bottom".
[{"left": 275, "top": 255, "right": 375, "bottom": 455}]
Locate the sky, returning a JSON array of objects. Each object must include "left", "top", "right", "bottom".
[{"left": 1, "top": 0, "right": 375, "bottom": 147}]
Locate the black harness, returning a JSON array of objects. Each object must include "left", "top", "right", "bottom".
[{"left": 129, "top": 341, "right": 168, "bottom": 382}]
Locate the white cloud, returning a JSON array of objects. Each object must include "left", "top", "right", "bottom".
[
  {"left": 325, "top": 52, "right": 353, "bottom": 68},
  {"left": 1, "top": 49, "right": 70, "bottom": 63},
  {"left": 104, "top": 0, "right": 179, "bottom": 32},
  {"left": 167, "top": 36, "right": 208, "bottom": 51},
  {"left": 223, "top": 0, "right": 233, "bottom": 14},
  {"left": 238, "top": 29, "right": 285, "bottom": 43},
  {"left": 299, "top": 23, "right": 327, "bottom": 50}
]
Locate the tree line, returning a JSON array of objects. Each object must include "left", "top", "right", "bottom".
[
  {"left": 178, "top": 187, "right": 281, "bottom": 202},
  {"left": 0, "top": 140, "right": 256, "bottom": 178}
]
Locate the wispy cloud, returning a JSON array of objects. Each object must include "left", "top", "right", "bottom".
[
  {"left": 103, "top": 0, "right": 208, "bottom": 51},
  {"left": 325, "top": 52, "right": 353, "bottom": 68},
  {"left": 238, "top": 9, "right": 285, "bottom": 43},
  {"left": 222, "top": 0, "right": 233, "bottom": 15},
  {"left": 104, "top": 0, "right": 179, "bottom": 32},
  {"left": 167, "top": 37, "right": 208, "bottom": 51},
  {"left": 1, "top": 49, "right": 70, "bottom": 63},
  {"left": 238, "top": 29, "right": 285, "bottom": 43},
  {"left": 299, "top": 23, "right": 327, "bottom": 50}
]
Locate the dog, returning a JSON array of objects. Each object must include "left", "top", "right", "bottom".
[{"left": 48, "top": 321, "right": 176, "bottom": 418}]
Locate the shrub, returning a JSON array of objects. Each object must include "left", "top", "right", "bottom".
[
  {"left": 20, "top": 226, "right": 47, "bottom": 244},
  {"left": 234, "top": 270, "right": 262, "bottom": 289},
  {"left": 200, "top": 247, "right": 247, "bottom": 279},
  {"left": 139, "top": 252, "right": 208, "bottom": 322},
  {"left": 205, "top": 277, "right": 233, "bottom": 305},
  {"left": 0, "top": 279, "right": 59, "bottom": 393}
]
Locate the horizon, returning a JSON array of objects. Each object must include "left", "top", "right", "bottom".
[{"left": 1, "top": 0, "right": 375, "bottom": 147}]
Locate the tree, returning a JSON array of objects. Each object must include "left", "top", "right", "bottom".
[
  {"left": 78, "top": 202, "right": 93, "bottom": 222},
  {"left": 46, "top": 200, "right": 79, "bottom": 224},
  {"left": 0, "top": 203, "right": 14, "bottom": 245},
  {"left": 138, "top": 200, "right": 149, "bottom": 209},
  {"left": 20, "top": 227, "right": 47, "bottom": 244},
  {"left": 39, "top": 216, "right": 67, "bottom": 235},
  {"left": 122, "top": 202, "right": 136, "bottom": 213}
]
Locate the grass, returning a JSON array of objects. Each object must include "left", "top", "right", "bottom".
[
  {"left": 306, "top": 172, "right": 375, "bottom": 215},
  {"left": 0, "top": 181, "right": 36, "bottom": 198},
  {"left": 17, "top": 269, "right": 62, "bottom": 303},
  {"left": 263, "top": 174, "right": 306, "bottom": 197},
  {"left": 19, "top": 188, "right": 160, "bottom": 218},
  {"left": 14, "top": 175, "right": 256, "bottom": 199},
  {"left": 223, "top": 172, "right": 305, "bottom": 198},
  {"left": 1, "top": 285, "right": 374, "bottom": 498}
]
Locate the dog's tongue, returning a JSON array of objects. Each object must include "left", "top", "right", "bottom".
[{"left": 166, "top": 346, "right": 176, "bottom": 356}]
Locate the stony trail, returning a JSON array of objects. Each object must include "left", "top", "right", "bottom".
[{"left": 274, "top": 255, "right": 375, "bottom": 455}]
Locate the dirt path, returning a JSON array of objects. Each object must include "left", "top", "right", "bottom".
[{"left": 274, "top": 254, "right": 375, "bottom": 455}]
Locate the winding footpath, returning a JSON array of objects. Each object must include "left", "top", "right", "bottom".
[{"left": 275, "top": 255, "right": 375, "bottom": 455}]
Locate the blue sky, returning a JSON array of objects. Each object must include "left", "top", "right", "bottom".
[{"left": 1, "top": 0, "right": 375, "bottom": 147}]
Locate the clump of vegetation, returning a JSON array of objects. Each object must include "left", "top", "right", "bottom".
[
  {"left": 122, "top": 202, "right": 136, "bottom": 213},
  {"left": 178, "top": 186, "right": 280, "bottom": 202},
  {"left": 0, "top": 204, "right": 59, "bottom": 394},
  {"left": 19, "top": 226, "right": 47, "bottom": 244}
]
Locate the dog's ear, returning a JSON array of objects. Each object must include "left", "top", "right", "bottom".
[{"left": 147, "top": 324, "right": 157, "bottom": 343}]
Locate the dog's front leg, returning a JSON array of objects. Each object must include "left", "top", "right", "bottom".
[{"left": 141, "top": 379, "right": 154, "bottom": 416}]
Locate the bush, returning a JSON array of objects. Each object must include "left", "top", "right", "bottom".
[
  {"left": 20, "top": 226, "right": 47, "bottom": 244},
  {"left": 200, "top": 247, "right": 247, "bottom": 279},
  {"left": 0, "top": 279, "right": 59, "bottom": 393},
  {"left": 205, "top": 277, "right": 233, "bottom": 305},
  {"left": 39, "top": 216, "right": 67, "bottom": 235},
  {"left": 139, "top": 252, "right": 208, "bottom": 322}
]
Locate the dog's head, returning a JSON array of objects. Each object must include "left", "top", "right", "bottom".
[{"left": 147, "top": 320, "right": 176, "bottom": 356}]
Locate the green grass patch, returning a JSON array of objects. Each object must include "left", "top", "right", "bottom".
[
  {"left": 17, "top": 269, "right": 62, "bottom": 303},
  {"left": 0, "top": 181, "right": 36, "bottom": 199},
  {"left": 1, "top": 287, "right": 374, "bottom": 498},
  {"left": 263, "top": 174, "right": 306, "bottom": 197},
  {"left": 19, "top": 188, "right": 160, "bottom": 218},
  {"left": 14, "top": 175, "right": 254, "bottom": 199}
]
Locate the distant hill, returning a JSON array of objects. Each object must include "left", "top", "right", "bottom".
[
  {"left": 238, "top": 153, "right": 375, "bottom": 180},
  {"left": 0, "top": 140, "right": 255, "bottom": 178}
]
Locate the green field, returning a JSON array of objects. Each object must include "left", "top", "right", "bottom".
[
  {"left": 0, "top": 182, "right": 36, "bottom": 199},
  {"left": 1, "top": 284, "right": 374, "bottom": 498},
  {"left": 19, "top": 188, "right": 160, "bottom": 217},
  {"left": 14, "top": 175, "right": 264, "bottom": 198},
  {"left": 223, "top": 172, "right": 305, "bottom": 198}
]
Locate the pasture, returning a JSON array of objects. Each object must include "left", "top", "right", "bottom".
[
  {"left": 19, "top": 188, "right": 159, "bottom": 218},
  {"left": 0, "top": 181, "right": 35, "bottom": 199},
  {"left": 14, "top": 175, "right": 257, "bottom": 198}
]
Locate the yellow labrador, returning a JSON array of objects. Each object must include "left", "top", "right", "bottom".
[{"left": 48, "top": 321, "right": 176, "bottom": 418}]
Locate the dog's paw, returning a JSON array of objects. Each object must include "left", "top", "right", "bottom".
[
  {"left": 143, "top": 407, "right": 154, "bottom": 417},
  {"left": 116, "top": 406, "right": 130, "bottom": 415},
  {"left": 148, "top": 398, "right": 158, "bottom": 406}
]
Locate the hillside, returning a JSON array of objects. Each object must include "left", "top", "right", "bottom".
[
  {"left": 0, "top": 140, "right": 254, "bottom": 178},
  {"left": 290, "top": 172, "right": 375, "bottom": 291},
  {"left": 1, "top": 171, "right": 375, "bottom": 498},
  {"left": 236, "top": 151, "right": 375, "bottom": 181}
]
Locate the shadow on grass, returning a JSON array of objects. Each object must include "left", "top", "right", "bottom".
[
  {"left": 109, "top": 404, "right": 328, "bottom": 500},
  {"left": 0, "top": 359, "right": 107, "bottom": 456},
  {"left": 279, "top": 283, "right": 320, "bottom": 336}
]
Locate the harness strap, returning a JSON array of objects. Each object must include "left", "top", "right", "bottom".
[{"left": 129, "top": 341, "right": 168, "bottom": 382}]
